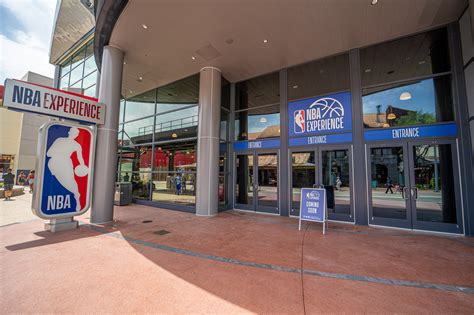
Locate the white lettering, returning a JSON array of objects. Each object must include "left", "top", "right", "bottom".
[
  {"left": 46, "top": 195, "right": 72, "bottom": 210},
  {"left": 392, "top": 127, "right": 420, "bottom": 139}
]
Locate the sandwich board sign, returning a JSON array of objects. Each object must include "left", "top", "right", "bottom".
[
  {"left": 298, "top": 187, "right": 328, "bottom": 234},
  {"left": 32, "top": 121, "right": 96, "bottom": 231}
]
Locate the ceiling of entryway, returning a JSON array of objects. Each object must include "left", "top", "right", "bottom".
[{"left": 109, "top": 0, "right": 467, "bottom": 98}]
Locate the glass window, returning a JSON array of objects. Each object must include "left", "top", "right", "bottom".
[
  {"left": 235, "top": 104, "right": 280, "bottom": 140},
  {"left": 154, "top": 106, "right": 198, "bottom": 141},
  {"left": 69, "top": 63, "right": 84, "bottom": 87},
  {"left": 124, "top": 90, "right": 156, "bottom": 122},
  {"left": 220, "top": 110, "right": 229, "bottom": 141},
  {"left": 60, "top": 60, "right": 71, "bottom": 78},
  {"left": 85, "top": 41, "right": 94, "bottom": 59},
  {"left": 156, "top": 74, "right": 199, "bottom": 107},
  {"left": 221, "top": 78, "right": 231, "bottom": 109},
  {"left": 121, "top": 172, "right": 151, "bottom": 199},
  {"left": 70, "top": 49, "right": 85, "bottom": 70},
  {"left": 288, "top": 54, "right": 350, "bottom": 101},
  {"left": 119, "top": 99, "right": 125, "bottom": 124},
  {"left": 153, "top": 142, "right": 196, "bottom": 172},
  {"left": 361, "top": 28, "right": 450, "bottom": 87},
  {"left": 362, "top": 76, "right": 454, "bottom": 129},
  {"left": 83, "top": 56, "right": 96, "bottom": 77},
  {"left": 151, "top": 172, "right": 196, "bottom": 205},
  {"left": 123, "top": 117, "right": 155, "bottom": 145},
  {"left": 235, "top": 72, "right": 280, "bottom": 110},
  {"left": 59, "top": 76, "right": 69, "bottom": 89},
  {"left": 119, "top": 145, "right": 153, "bottom": 173},
  {"left": 70, "top": 79, "right": 82, "bottom": 89},
  {"left": 83, "top": 85, "right": 96, "bottom": 97},
  {"left": 82, "top": 71, "right": 97, "bottom": 89}
]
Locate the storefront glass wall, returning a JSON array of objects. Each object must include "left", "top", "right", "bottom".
[{"left": 287, "top": 54, "right": 352, "bottom": 219}]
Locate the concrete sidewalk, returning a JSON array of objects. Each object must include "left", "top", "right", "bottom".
[{"left": 1, "top": 203, "right": 474, "bottom": 313}]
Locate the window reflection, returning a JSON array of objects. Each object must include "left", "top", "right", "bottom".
[
  {"left": 288, "top": 54, "right": 350, "bottom": 102},
  {"left": 123, "top": 117, "right": 155, "bottom": 145},
  {"left": 361, "top": 27, "right": 450, "bottom": 87},
  {"left": 362, "top": 76, "right": 453, "bottom": 128},
  {"left": 235, "top": 105, "right": 280, "bottom": 140},
  {"left": 235, "top": 72, "right": 280, "bottom": 110},
  {"left": 124, "top": 90, "right": 156, "bottom": 122}
]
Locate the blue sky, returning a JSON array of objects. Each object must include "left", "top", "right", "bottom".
[
  {"left": 0, "top": 0, "right": 56, "bottom": 83},
  {"left": 363, "top": 79, "right": 436, "bottom": 114}
]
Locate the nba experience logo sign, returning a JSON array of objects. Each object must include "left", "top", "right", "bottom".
[
  {"left": 33, "top": 121, "right": 96, "bottom": 219},
  {"left": 289, "top": 91, "right": 352, "bottom": 137}
]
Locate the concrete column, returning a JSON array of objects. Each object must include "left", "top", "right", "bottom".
[
  {"left": 196, "top": 67, "right": 221, "bottom": 216},
  {"left": 91, "top": 46, "right": 124, "bottom": 223}
]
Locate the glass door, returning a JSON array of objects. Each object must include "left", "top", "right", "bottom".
[
  {"left": 368, "top": 140, "right": 462, "bottom": 233},
  {"left": 235, "top": 151, "right": 279, "bottom": 214},
  {"left": 256, "top": 152, "right": 279, "bottom": 214},
  {"left": 368, "top": 144, "right": 411, "bottom": 228},
  {"left": 290, "top": 146, "right": 353, "bottom": 221},
  {"left": 235, "top": 153, "right": 254, "bottom": 211},
  {"left": 409, "top": 141, "right": 462, "bottom": 233}
]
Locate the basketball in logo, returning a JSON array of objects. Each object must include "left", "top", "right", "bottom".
[
  {"left": 309, "top": 97, "right": 345, "bottom": 118},
  {"left": 294, "top": 110, "right": 305, "bottom": 133}
]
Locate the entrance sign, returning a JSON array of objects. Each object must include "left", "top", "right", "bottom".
[
  {"left": 3, "top": 79, "right": 105, "bottom": 124},
  {"left": 364, "top": 123, "right": 457, "bottom": 141},
  {"left": 233, "top": 138, "right": 280, "bottom": 151},
  {"left": 33, "top": 121, "right": 96, "bottom": 219},
  {"left": 288, "top": 91, "right": 352, "bottom": 137},
  {"left": 289, "top": 132, "right": 352, "bottom": 147},
  {"left": 298, "top": 187, "right": 328, "bottom": 234}
]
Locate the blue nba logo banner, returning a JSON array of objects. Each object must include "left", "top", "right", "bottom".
[
  {"left": 33, "top": 121, "right": 96, "bottom": 219},
  {"left": 288, "top": 91, "right": 352, "bottom": 137}
]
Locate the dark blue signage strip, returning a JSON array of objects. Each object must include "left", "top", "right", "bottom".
[
  {"left": 288, "top": 91, "right": 352, "bottom": 137},
  {"left": 233, "top": 139, "right": 280, "bottom": 151},
  {"left": 289, "top": 132, "right": 352, "bottom": 147},
  {"left": 364, "top": 123, "right": 457, "bottom": 141}
]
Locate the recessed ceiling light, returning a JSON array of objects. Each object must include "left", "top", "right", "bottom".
[
  {"left": 123, "top": 61, "right": 127, "bottom": 65},
  {"left": 138, "top": 76, "right": 143, "bottom": 82},
  {"left": 293, "top": 85, "right": 298, "bottom": 89},
  {"left": 171, "top": 133, "right": 178, "bottom": 138},
  {"left": 191, "top": 56, "right": 196, "bottom": 60},
  {"left": 129, "top": 90, "right": 133, "bottom": 93},
  {"left": 263, "top": 39, "right": 268, "bottom": 43},
  {"left": 371, "top": 0, "right": 378, "bottom": 5},
  {"left": 418, "top": 60, "right": 426, "bottom": 65},
  {"left": 365, "top": 69, "right": 371, "bottom": 73},
  {"left": 142, "top": 24, "right": 148, "bottom": 29},
  {"left": 260, "top": 117, "right": 267, "bottom": 123}
]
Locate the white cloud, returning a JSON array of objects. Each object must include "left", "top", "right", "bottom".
[{"left": 0, "top": 0, "right": 57, "bottom": 82}]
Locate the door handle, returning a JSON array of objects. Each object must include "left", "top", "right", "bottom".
[
  {"left": 412, "top": 188, "right": 418, "bottom": 199},
  {"left": 402, "top": 187, "right": 410, "bottom": 200}
]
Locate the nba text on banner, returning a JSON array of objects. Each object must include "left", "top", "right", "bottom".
[
  {"left": 299, "top": 188, "right": 328, "bottom": 234},
  {"left": 2, "top": 79, "right": 103, "bottom": 232}
]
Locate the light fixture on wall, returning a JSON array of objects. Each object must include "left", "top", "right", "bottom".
[{"left": 399, "top": 92, "right": 412, "bottom": 100}]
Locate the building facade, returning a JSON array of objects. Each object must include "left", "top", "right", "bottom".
[{"left": 50, "top": 0, "right": 474, "bottom": 235}]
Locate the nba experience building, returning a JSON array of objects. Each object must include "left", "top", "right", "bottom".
[{"left": 49, "top": 0, "right": 474, "bottom": 235}]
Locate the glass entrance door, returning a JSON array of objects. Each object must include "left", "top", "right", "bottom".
[
  {"left": 290, "top": 146, "right": 353, "bottom": 221},
  {"left": 368, "top": 140, "right": 462, "bottom": 233},
  {"left": 235, "top": 151, "right": 279, "bottom": 214}
]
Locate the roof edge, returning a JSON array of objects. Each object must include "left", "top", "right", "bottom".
[{"left": 93, "top": 0, "right": 128, "bottom": 72}]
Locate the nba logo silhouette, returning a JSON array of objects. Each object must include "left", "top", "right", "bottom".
[
  {"left": 33, "top": 121, "right": 96, "bottom": 219},
  {"left": 294, "top": 110, "right": 305, "bottom": 134}
]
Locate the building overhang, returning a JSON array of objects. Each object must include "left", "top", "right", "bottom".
[
  {"left": 49, "top": 0, "right": 96, "bottom": 65},
  {"left": 95, "top": 0, "right": 468, "bottom": 98}
]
